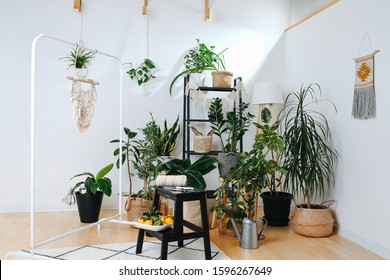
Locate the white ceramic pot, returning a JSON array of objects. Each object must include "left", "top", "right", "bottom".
[
  {"left": 74, "top": 68, "right": 88, "bottom": 78},
  {"left": 190, "top": 72, "right": 206, "bottom": 87}
]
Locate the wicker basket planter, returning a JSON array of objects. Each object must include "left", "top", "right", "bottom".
[
  {"left": 292, "top": 204, "right": 334, "bottom": 237},
  {"left": 212, "top": 71, "right": 233, "bottom": 88},
  {"left": 194, "top": 135, "right": 213, "bottom": 153}
]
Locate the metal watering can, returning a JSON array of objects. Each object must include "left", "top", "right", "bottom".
[{"left": 231, "top": 217, "right": 267, "bottom": 249}]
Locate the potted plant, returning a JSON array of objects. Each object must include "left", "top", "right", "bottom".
[
  {"left": 208, "top": 97, "right": 254, "bottom": 176},
  {"left": 126, "top": 58, "right": 156, "bottom": 86},
  {"left": 169, "top": 39, "right": 228, "bottom": 94},
  {"left": 62, "top": 163, "right": 114, "bottom": 223},
  {"left": 141, "top": 113, "right": 180, "bottom": 162},
  {"left": 211, "top": 110, "right": 283, "bottom": 238},
  {"left": 159, "top": 155, "right": 217, "bottom": 190},
  {"left": 159, "top": 155, "right": 217, "bottom": 227},
  {"left": 254, "top": 108, "right": 293, "bottom": 226},
  {"left": 278, "top": 83, "right": 339, "bottom": 237},
  {"left": 110, "top": 128, "right": 156, "bottom": 222},
  {"left": 60, "top": 44, "right": 96, "bottom": 78}
]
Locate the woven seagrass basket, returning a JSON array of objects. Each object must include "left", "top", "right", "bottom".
[
  {"left": 292, "top": 204, "right": 334, "bottom": 238},
  {"left": 194, "top": 135, "right": 213, "bottom": 153},
  {"left": 212, "top": 71, "right": 233, "bottom": 88}
]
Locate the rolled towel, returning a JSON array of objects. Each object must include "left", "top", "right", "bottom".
[{"left": 156, "top": 175, "right": 187, "bottom": 186}]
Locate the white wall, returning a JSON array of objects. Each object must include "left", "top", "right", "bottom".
[
  {"left": 0, "top": 0, "right": 289, "bottom": 212},
  {"left": 284, "top": 0, "right": 390, "bottom": 259},
  {"left": 290, "top": 0, "right": 334, "bottom": 24}
]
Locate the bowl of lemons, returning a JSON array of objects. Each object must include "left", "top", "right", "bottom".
[{"left": 132, "top": 206, "right": 174, "bottom": 231}]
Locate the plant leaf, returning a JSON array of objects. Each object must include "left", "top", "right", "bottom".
[{"left": 96, "top": 163, "right": 114, "bottom": 180}]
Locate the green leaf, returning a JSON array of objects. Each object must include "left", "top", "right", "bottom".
[
  {"left": 70, "top": 172, "right": 94, "bottom": 180},
  {"left": 261, "top": 107, "right": 272, "bottom": 124},
  {"left": 96, "top": 163, "right": 113, "bottom": 180},
  {"left": 97, "top": 178, "right": 112, "bottom": 196},
  {"left": 127, "top": 131, "right": 137, "bottom": 139},
  {"left": 186, "top": 170, "right": 206, "bottom": 190},
  {"left": 188, "top": 155, "right": 216, "bottom": 173},
  {"left": 88, "top": 182, "right": 99, "bottom": 195}
]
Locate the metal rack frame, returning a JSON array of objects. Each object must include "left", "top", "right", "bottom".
[
  {"left": 182, "top": 76, "right": 243, "bottom": 160},
  {"left": 5, "top": 34, "right": 131, "bottom": 260}
]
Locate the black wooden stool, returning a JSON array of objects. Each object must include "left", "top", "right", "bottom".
[{"left": 135, "top": 185, "right": 212, "bottom": 260}]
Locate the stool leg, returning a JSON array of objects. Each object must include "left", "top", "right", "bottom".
[
  {"left": 136, "top": 229, "right": 145, "bottom": 254},
  {"left": 200, "top": 195, "right": 212, "bottom": 260},
  {"left": 160, "top": 240, "right": 168, "bottom": 260},
  {"left": 174, "top": 198, "right": 184, "bottom": 247}
]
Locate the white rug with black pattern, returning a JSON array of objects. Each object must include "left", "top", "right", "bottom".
[{"left": 20, "top": 238, "right": 229, "bottom": 260}]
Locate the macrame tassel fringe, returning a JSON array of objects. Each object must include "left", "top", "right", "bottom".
[{"left": 352, "top": 85, "right": 376, "bottom": 119}]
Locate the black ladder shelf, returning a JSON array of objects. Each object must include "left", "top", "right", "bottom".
[{"left": 182, "top": 75, "right": 244, "bottom": 160}]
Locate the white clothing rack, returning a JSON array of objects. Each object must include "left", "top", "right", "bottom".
[{"left": 5, "top": 34, "right": 133, "bottom": 260}]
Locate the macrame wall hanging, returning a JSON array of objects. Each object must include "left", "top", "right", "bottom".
[
  {"left": 352, "top": 32, "right": 380, "bottom": 120},
  {"left": 185, "top": 78, "right": 246, "bottom": 114},
  {"left": 67, "top": 76, "right": 99, "bottom": 132}
]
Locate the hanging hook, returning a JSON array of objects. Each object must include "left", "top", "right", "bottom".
[
  {"left": 205, "top": 0, "right": 211, "bottom": 21},
  {"left": 73, "top": 0, "right": 82, "bottom": 12},
  {"left": 142, "top": 0, "right": 148, "bottom": 17}
]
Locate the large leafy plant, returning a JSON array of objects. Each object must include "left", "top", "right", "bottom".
[
  {"left": 63, "top": 163, "right": 114, "bottom": 206},
  {"left": 208, "top": 97, "right": 254, "bottom": 153},
  {"left": 169, "top": 39, "right": 227, "bottom": 94},
  {"left": 278, "top": 83, "right": 339, "bottom": 208},
  {"left": 110, "top": 128, "right": 138, "bottom": 195},
  {"left": 159, "top": 155, "right": 217, "bottom": 190},
  {"left": 212, "top": 108, "right": 284, "bottom": 227},
  {"left": 253, "top": 108, "right": 285, "bottom": 194}
]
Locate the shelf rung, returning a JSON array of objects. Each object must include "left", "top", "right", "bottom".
[
  {"left": 198, "top": 86, "right": 235, "bottom": 92},
  {"left": 187, "top": 119, "right": 209, "bottom": 122}
]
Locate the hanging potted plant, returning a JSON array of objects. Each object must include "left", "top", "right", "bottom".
[
  {"left": 169, "top": 39, "right": 229, "bottom": 94},
  {"left": 208, "top": 97, "right": 254, "bottom": 176},
  {"left": 278, "top": 83, "right": 339, "bottom": 237},
  {"left": 60, "top": 44, "right": 96, "bottom": 78},
  {"left": 254, "top": 108, "right": 293, "bottom": 226},
  {"left": 126, "top": 58, "right": 156, "bottom": 86},
  {"left": 62, "top": 163, "right": 114, "bottom": 223}
]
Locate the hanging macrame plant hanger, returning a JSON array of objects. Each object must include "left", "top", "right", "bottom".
[{"left": 67, "top": 5, "right": 100, "bottom": 132}]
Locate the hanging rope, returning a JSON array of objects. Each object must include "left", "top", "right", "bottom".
[
  {"left": 78, "top": 7, "right": 84, "bottom": 48},
  {"left": 143, "top": 11, "right": 150, "bottom": 94}
]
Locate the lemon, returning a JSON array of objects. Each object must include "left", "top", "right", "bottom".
[
  {"left": 138, "top": 219, "right": 144, "bottom": 224},
  {"left": 160, "top": 216, "right": 165, "bottom": 223},
  {"left": 144, "top": 220, "right": 153, "bottom": 226},
  {"left": 164, "top": 217, "right": 174, "bottom": 225}
]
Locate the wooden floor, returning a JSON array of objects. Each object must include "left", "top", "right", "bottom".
[{"left": 0, "top": 210, "right": 383, "bottom": 260}]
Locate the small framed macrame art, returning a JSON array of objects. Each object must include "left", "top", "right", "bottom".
[{"left": 352, "top": 32, "right": 380, "bottom": 120}]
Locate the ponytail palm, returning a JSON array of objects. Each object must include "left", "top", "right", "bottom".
[{"left": 278, "top": 84, "right": 339, "bottom": 208}]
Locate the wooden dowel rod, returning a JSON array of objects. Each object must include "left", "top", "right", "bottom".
[{"left": 66, "top": 75, "right": 99, "bottom": 85}]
